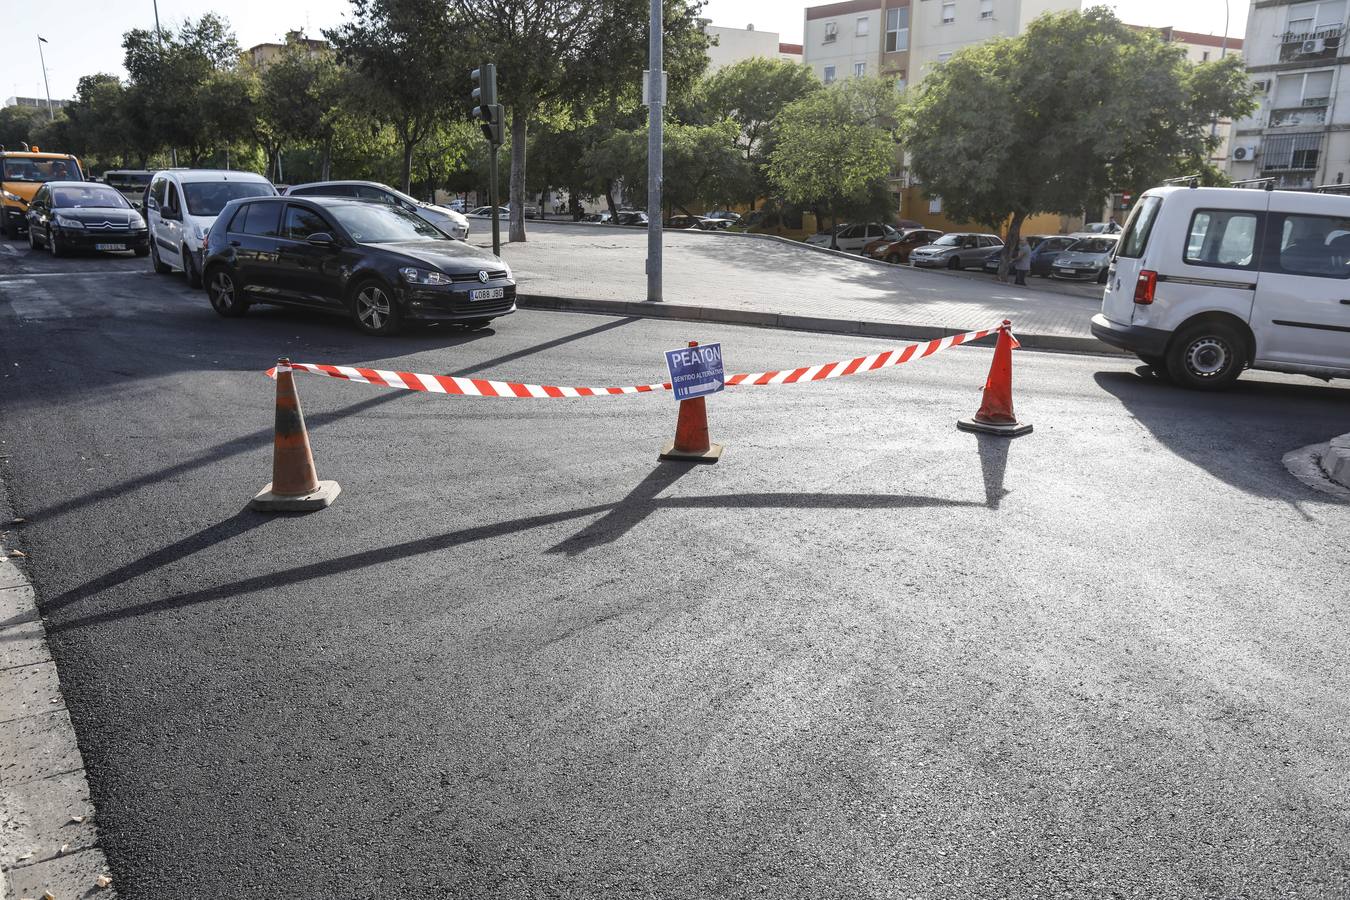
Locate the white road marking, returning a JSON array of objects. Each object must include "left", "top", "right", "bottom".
[{"left": 0, "top": 270, "right": 148, "bottom": 279}]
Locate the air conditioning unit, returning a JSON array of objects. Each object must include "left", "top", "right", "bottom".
[
  {"left": 1232, "top": 143, "right": 1259, "bottom": 162},
  {"left": 1253, "top": 79, "right": 1271, "bottom": 93},
  {"left": 1301, "top": 39, "right": 1324, "bottom": 53}
]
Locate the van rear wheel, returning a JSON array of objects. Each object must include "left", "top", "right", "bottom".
[{"left": 1165, "top": 321, "right": 1246, "bottom": 391}]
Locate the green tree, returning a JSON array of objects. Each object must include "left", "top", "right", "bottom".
[
  {"left": 326, "top": 0, "right": 466, "bottom": 193},
  {"left": 121, "top": 15, "right": 242, "bottom": 164},
  {"left": 0, "top": 106, "right": 45, "bottom": 150},
  {"left": 898, "top": 8, "right": 1256, "bottom": 276},
  {"left": 767, "top": 77, "right": 901, "bottom": 247},
  {"left": 448, "top": 0, "right": 710, "bottom": 242},
  {"left": 699, "top": 57, "right": 821, "bottom": 207}
]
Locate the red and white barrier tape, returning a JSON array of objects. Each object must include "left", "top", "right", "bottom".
[{"left": 266, "top": 324, "right": 1005, "bottom": 398}]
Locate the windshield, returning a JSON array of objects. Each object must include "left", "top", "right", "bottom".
[
  {"left": 932, "top": 235, "right": 962, "bottom": 246},
  {"left": 1069, "top": 238, "right": 1118, "bottom": 254},
  {"left": 183, "top": 181, "right": 274, "bottom": 217},
  {"left": 51, "top": 185, "right": 130, "bottom": 209},
  {"left": 106, "top": 172, "right": 151, "bottom": 188},
  {"left": 329, "top": 202, "right": 445, "bottom": 243},
  {"left": 3, "top": 157, "right": 83, "bottom": 184}
]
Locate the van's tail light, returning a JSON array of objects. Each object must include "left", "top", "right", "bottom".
[{"left": 1134, "top": 269, "right": 1157, "bottom": 305}]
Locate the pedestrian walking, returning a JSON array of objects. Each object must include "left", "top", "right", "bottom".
[{"left": 1013, "top": 237, "right": 1032, "bottom": 286}]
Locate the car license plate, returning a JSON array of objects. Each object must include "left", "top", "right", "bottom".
[
  {"left": 469, "top": 287, "right": 505, "bottom": 301},
  {"left": 95, "top": 243, "right": 126, "bottom": 251},
  {"left": 1058, "top": 267, "right": 1075, "bottom": 275}
]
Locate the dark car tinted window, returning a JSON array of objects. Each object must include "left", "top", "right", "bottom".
[
  {"left": 184, "top": 181, "right": 274, "bottom": 217},
  {"left": 51, "top": 185, "right": 130, "bottom": 209},
  {"left": 1116, "top": 195, "right": 1162, "bottom": 259},
  {"left": 232, "top": 202, "right": 282, "bottom": 237},
  {"left": 1184, "top": 209, "right": 1259, "bottom": 270},
  {"left": 327, "top": 202, "right": 445, "bottom": 243},
  {"left": 294, "top": 184, "right": 357, "bottom": 198},
  {"left": 353, "top": 185, "right": 395, "bottom": 204},
  {"left": 1263, "top": 213, "right": 1350, "bottom": 279},
  {"left": 283, "top": 205, "right": 333, "bottom": 240}
]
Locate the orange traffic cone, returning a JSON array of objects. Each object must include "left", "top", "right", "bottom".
[
  {"left": 957, "top": 320, "right": 1033, "bottom": 437},
  {"left": 659, "top": 342, "right": 724, "bottom": 463},
  {"left": 251, "top": 358, "right": 342, "bottom": 511}
]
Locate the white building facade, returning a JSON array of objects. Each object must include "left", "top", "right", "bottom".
[
  {"left": 1228, "top": 0, "right": 1350, "bottom": 188},
  {"left": 702, "top": 23, "right": 808, "bottom": 71}
]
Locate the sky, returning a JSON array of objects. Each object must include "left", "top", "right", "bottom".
[{"left": 8, "top": 0, "right": 1250, "bottom": 105}]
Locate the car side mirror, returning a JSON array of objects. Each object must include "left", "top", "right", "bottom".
[{"left": 306, "top": 232, "right": 338, "bottom": 248}]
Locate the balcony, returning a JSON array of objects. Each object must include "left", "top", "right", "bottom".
[
  {"left": 1269, "top": 100, "right": 1328, "bottom": 127},
  {"left": 1278, "top": 24, "right": 1343, "bottom": 62}
]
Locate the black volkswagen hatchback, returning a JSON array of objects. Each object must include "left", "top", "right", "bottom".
[{"left": 200, "top": 195, "right": 515, "bottom": 335}]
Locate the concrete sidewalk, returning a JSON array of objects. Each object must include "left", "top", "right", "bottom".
[{"left": 496, "top": 223, "right": 1118, "bottom": 354}]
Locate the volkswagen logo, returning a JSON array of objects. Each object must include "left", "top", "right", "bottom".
[{"left": 477, "top": 270, "right": 489, "bottom": 284}]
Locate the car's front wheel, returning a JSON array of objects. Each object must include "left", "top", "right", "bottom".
[
  {"left": 351, "top": 279, "right": 401, "bottom": 336},
  {"left": 150, "top": 239, "right": 172, "bottom": 274},
  {"left": 182, "top": 246, "right": 203, "bottom": 288},
  {"left": 947, "top": 256, "right": 961, "bottom": 270},
  {"left": 886, "top": 254, "right": 901, "bottom": 264},
  {"left": 49, "top": 229, "right": 67, "bottom": 258},
  {"left": 1165, "top": 321, "right": 1246, "bottom": 390},
  {"left": 206, "top": 266, "right": 248, "bottom": 318},
  {"left": 27, "top": 226, "right": 42, "bottom": 250}
]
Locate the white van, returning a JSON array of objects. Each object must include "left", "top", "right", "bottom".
[
  {"left": 1092, "top": 185, "right": 1350, "bottom": 389},
  {"left": 146, "top": 169, "right": 276, "bottom": 287}
]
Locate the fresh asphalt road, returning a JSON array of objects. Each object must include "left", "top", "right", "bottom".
[{"left": 0, "top": 242, "right": 1348, "bottom": 899}]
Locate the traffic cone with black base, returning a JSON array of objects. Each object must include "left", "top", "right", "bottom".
[
  {"left": 251, "top": 358, "right": 342, "bottom": 511},
  {"left": 957, "top": 320, "right": 1033, "bottom": 437},
  {"left": 659, "top": 342, "right": 724, "bottom": 463}
]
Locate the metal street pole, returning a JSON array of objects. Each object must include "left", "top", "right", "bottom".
[
  {"left": 488, "top": 145, "right": 501, "bottom": 257},
  {"left": 152, "top": 0, "right": 178, "bottom": 167},
  {"left": 36, "top": 37, "right": 53, "bottom": 121},
  {"left": 645, "top": 0, "right": 663, "bottom": 302}
]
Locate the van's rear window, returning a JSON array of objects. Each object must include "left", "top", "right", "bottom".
[{"left": 1116, "top": 195, "right": 1162, "bottom": 259}]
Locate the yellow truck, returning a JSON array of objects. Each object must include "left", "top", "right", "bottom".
[{"left": 1, "top": 148, "right": 85, "bottom": 239}]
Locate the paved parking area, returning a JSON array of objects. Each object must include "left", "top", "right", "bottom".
[{"left": 483, "top": 222, "right": 1108, "bottom": 346}]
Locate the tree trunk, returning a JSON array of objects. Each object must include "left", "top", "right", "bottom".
[
  {"left": 321, "top": 135, "right": 332, "bottom": 182},
  {"left": 829, "top": 209, "right": 839, "bottom": 250},
  {"left": 999, "top": 210, "right": 1027, "bottom": 282},
  {"left": 605, "top": 180, "right": 618, "bottom": 218},
  {"left": 540, "top": 189, "right": 548, "bottom": 221},
  {"left": 508, "top": 108, "right": 528, "bottom": 242},
  {"left": 400, "top": 139, "right": 415, "bottom": 194}
]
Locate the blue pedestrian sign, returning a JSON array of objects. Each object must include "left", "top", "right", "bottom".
[{"left": 664, "top": 342, "right": 725, "bottom": 402}]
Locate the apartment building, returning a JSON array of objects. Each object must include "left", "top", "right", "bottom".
[
  {"left": 802, "top": 0, "right": 1078, "bottom": 88},
  {"left": 1228, "top": 0, "right": 1349, "bottom": 189},
  {"left": 247, "top": 31, "right": 330, "bottom": 69},
  {"left": 703, "top": 23, "right": 806, "bottom": 70}
]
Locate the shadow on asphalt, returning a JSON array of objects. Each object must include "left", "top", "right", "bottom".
[
  {"left": 33, "top": 453, "right": 1007, "bottom": 635},
  {"left": 19, "top": 317, "right": 642, "bottom": 526},
  {"left": 1093, "top": 369, "right": 1348, "bottom": 501}
]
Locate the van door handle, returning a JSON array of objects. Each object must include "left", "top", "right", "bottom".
[{"left": 229, "top": 240, "right": 241, "bottom": 247}]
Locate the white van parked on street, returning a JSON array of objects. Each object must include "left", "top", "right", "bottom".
[
  {"left": 145, "top": 169, "right": 276, "bottom": 287},
  {"left": 1092, "top": 184, "right": 1350, "bottom": 389}
]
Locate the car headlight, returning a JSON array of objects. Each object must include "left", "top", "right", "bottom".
[
  {"left": 55, "top": 215, "right": 85, "bottom": 229},
  {"left": 129, "top": 213, "right": 146, "bottom": 228},
  {"left": 399, "top": 267, "right": 451, "bottom": 285},
  {"left": 3, "top": 190, "right": 25, "bottom": 204}
]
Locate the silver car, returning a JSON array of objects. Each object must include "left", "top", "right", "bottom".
[
  {"left": 1050, "top": 236, "right": 1119, "bottom": 283},
  {"left": 285, "top": 180, "right": 470, "bottom": 241},
  {"left": 909, "top": 232, "right": 1004, "bottom": 270}
]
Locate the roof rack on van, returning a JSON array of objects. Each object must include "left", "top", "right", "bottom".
[
  {"left": 1163, "top": 174, "right": 1202, "bottom": 188},
  {"left": 1230, "top": 177, "right": 1277, "bottom": 191},
  {"left": 1310, "top": 182, "right": 1350, "bottom": 195}
]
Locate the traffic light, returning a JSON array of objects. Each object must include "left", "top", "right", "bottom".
[{"left": 471, "top": 63, "right": 503, "bottom": 146}]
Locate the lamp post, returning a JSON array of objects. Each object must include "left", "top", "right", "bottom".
[
  {"left": 36, "top": 36, "right": 53, "bottom": 121},
  {"left": 646, "top": 0, "right": 663, "bottom": 302}
]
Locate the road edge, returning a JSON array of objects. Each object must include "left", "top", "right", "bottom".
[
  {"left": 516, "top": 293, "right": 1122, "bottom": 356},
  {"left": 0, "top": 472, "right": 117, "bottom": 899},
  {"left": 1283, "top": 436, "right": 1350, "bottom": 500}
]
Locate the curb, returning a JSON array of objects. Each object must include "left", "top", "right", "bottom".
[
  {"left": 0, "top": 476, "right": 117, "bottom": 899},
  {"left": 515, "top": 293, "right": 1121, "bottom": 356},
  {"left": 1322, "top": 433, "right": 1350, "bottom": 487},
  {"left": 1283, "top": 440, "right": 1350, "bottom": 500}
]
